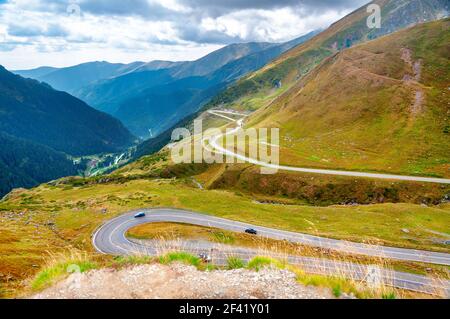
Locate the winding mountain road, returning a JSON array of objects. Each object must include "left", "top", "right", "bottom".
[
  {"left": 92, "top": 208, "right": 450, "bottom": 296},
  {"left": 91, "top": 112, "right": 450, "bottom": 295},
  {"left": 204, "top": 112, "right": 450, "bottom": 184}
]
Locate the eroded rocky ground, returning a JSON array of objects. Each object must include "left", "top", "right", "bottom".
[{"left": 31, "top": 263, "right": 333, "bottom": 299}]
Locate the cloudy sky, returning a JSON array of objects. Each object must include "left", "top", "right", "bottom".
[{"left": 0, "top": 0, "right": 369, "bottom": 70}]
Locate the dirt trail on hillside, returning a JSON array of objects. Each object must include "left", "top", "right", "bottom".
[
  {"left": 31, "top": 263, "right": 333, "bottom": 299},
  {"left": 401, "top": 48, "right": 424, "bottom": 115}
]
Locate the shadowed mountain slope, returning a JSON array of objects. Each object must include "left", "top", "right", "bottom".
[{"left": 0, "top": 66, "right": 135, "bottom": 156}]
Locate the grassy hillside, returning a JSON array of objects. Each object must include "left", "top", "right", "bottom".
[
  {"left": 1, "top": 0, "right": 448, "bottom": 300},
  {"left": 127, "top": 21, "right": 449, "bottom": 206},
  {"left": 206, "top": 0, "right": 448, "bottom": 113},
  {"left": 1, "top": 174, "right": 449, "bottom": 297},
  {"left": 0, "top": 66, "right": 137, "bottom": 196},
  {"left": 247, "top": 19, "right": 449, "bottom": 177},
  {"left": 74, "top": 35, "right": 316, "bottom": 138}
]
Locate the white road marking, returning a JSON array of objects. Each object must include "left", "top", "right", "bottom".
[
  {"left": 92, "top": 209, "right": 450, "bottom": 295},
  {"left": 205, "top": 113, "right": 450, "bottom": 184}
]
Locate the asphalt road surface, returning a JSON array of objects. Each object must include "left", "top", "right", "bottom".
[
  {"left": 206, "top": 124, "right": 450, "bottom": 185},
  {"left": 93, "top": 208, "right": 450, "bottom": 296}
]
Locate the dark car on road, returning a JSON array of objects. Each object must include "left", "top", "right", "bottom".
[
  {"left": 245, "top": 228, "right": 258, "bottom": 235},
  {"left": 134, "top": 212, "right": 146, "bottom": 218}
]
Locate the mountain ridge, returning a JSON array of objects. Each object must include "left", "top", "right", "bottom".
[
  {"left": 0, "top": 131, "right": 78, "bottom": 198},
  {"left": 13, "top": 31, "right": 318, "bottom": 139},
  {"left": 0, "top": 66, "right": 138, "bottom": 196},
  {"left": 206, "top": 0, "right": 448, "bottom": 111},
  {"left": 221, "top": 18, "right": 450, "bottom": 180},
  {"left": 0, "top": 66, "right": 135, "bottom": 156},
  {"left": 76, "top": 31, "right": 319, "bottom": 138}
]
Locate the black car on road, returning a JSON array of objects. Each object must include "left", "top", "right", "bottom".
[{"left": 245, "top": 228, "right": 258, "bottom": 235}]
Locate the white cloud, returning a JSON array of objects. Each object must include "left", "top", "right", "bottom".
[
  {"left": 199, "top": 7, "right": 349, "bottom": 43},
  {"left": 0, "top": 0, "right": 370, "bottom": 69}
]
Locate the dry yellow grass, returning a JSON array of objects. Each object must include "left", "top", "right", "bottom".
[
  {"left": 248, "top": 20, "right": 450, "bottom": 177},
  {"left": 127, "top": 222, "right": 450, "bottom": 278}
]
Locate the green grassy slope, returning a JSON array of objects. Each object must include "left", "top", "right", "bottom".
[
  {"left": 248, "top": 19, "right": 449, "bottom": 177},
  {"left": 206, "top": 0, "right": 448, "bottom": 114},
  {"left": 1, "top": 176, "right": 449, "bottom": 296}
]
